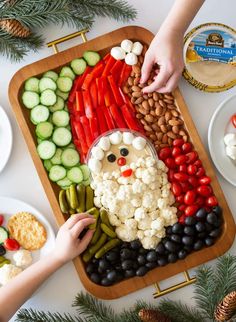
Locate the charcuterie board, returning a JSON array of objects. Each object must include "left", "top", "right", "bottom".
[{"left": 8, "top": 26, "right": 235, "bottom": 299}]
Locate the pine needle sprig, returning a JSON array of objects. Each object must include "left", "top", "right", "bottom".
[
  {"left": 118, "top": 300, "right": 158, "bottom": 322},
  {"left": 16, "top": 308, "right": 83, "bottom": 322}
]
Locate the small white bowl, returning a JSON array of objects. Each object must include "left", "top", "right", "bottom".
[{"left": 0, "top": 105, "right": 13, "bottom": 173}]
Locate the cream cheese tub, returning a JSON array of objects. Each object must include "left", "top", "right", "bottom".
[{"left": 183, "top": 23, "right": 236, "bottom": 92}]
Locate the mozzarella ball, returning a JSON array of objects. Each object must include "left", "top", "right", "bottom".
[
  {"left": 224, "top": 133, "right": 236, "bottom": 146},
  {"left": 109, "top": 131, "right": 122, "bottom": 145},
  {"left": 110, "top": 46, "right": 126, "bottom": 60},
  {"left": 91, "top": 146, "right": 104, "bottom": 160},
  {"left": 98, "top": 137, "right": 111, "bottom": 151},
  {"left": 123, "top": 131, "right": 134, "bottom": 145},
  {"left": 226, "top": 146, "right": 236, "bottom": 160},
  {"left": 132, "top": 41, "right": 144, "bottom": 56},
  {"left": 88, "top": 158, "right": 102, "bottom": 173},
  {"left": 132, "top": 136, "right": 147, "bottom": 150},
  {"left": 121, "top": 39, "right": 133, "bottom": 53},
  {"left": 13, "top": 250, "right": 32, "bottom": 267},
  {"left": 125, "top": 52, "right": 138, "bottom": 66}
]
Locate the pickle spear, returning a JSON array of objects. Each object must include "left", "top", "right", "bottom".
[
  {"left": 85, "top": 186, "right": 94, "bottom": 210},
  {"left": 59, "top": 190, "right": 69, "bottom": 213},
  {"left": 70, "top": 184, "right": 79, "bottom": 210},
  {"left": 95, "top": 239, "right": 120, "bottom": 259},
  {"left": 76, "top": 184, "right": 86, "bottom": 213}
]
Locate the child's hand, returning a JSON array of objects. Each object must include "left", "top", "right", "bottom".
[
  {"left": 141, "top": 29, "right": 184, "bottom": 93},
  {"left": 53, "top": 213, "right": 95, "bottom": 264}
]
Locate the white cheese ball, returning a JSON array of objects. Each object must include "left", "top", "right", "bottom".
[
  {"left": 98, "top": 137, "right": 111, "bottom": 151},
  {"left": 226, "top": 145, "right": 236, "bottom": 160},
  {"left": 132, "top": 41, "right": 144, "bottom": 56},
  {"left": 132, "top": 136, "right": 147, "bottom": 150},
  {"left": 110, "top": 46, "right": 126, "bottom": 60},
  {"left": 121, "top": 39, "right": 133, "bottom": 53},
  {"left": 88, "top": 158, "right": 102, "bottom": 173},
  {"left": 224, "top": 133, "right": 236, "bottom": 146},
  {"left": 123, "top": 132, "right": 134, "bottom": 145},
  {"left": 109, "top": 131, "right": 122, "bottom": 145},
  {"left": 13, "top": 250, "right": 32, "bottom": 268},
  {"left": 0, "top": 264, "right": 22, "bottom": 285},
  {"left": 91, "top": 146, "right": 104, "bottom": 161},
  {"left": 125, "top": 52, "right": 138, "bottom": 66}
]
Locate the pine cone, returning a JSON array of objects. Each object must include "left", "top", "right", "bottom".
[
  {"left": 214, "top": 291, "right": 236, "bottom": 321},
  {"left": 139, "top": 308, "right": 172, "bottom": 322},
  {"left": 0, "top": 19, "right": 30, "bottom": 38}
]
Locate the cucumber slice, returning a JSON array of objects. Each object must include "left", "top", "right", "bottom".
[
  {"left": 83, "top": 51, "right": 101, "bottom": 66},
  {"left": 80, "top": 164, "right": 90, "bottom": 180},
  {"left": 25, "top": 77, "right": 39, "bottom": 93},
  {"left": 0, "top": 227, "right": 8, "bottom": 244},
  {"left": 56, "top": 89, "right": 69, "bottom": 101},
  {"left": 36, "top": 121, "right": 53, "bottom": 139},
  {"left": 61, "top": 148, "right": 80, "bottom": 167},
  {"left": 31, "top": 105, "right": 49, "bottom": 124},
  {"left": 22, "top": 91, "right": 40, "bottom": 109},
  {"left": 56, "top": 77, "right": 73, "bottom": 93},
  {"left": 43, "top": 70, "right": 58, "bottom": 82},
  {"left": 50, "top": 148, "right": 62, "bottom": 165},
  {"left": 40, "top": 89, "right": 57, "bottom": 106},
  {"left": 39, "top": 77, "right": 57, "bottom": 92},
  {"left": 60, "top": 66, "right": 75, "bottom": 80},
  {"left": 52, "top": 110, "right": 69, "bottom": 127},
  {"left": 44, "top": 159, "right": 53, "bottom": 171},
  {"left": 49, "top": 96, "right": 65, "bottom": 113},
  {"left": 82, "top": 178, "right": 91, "bottom": 186},
  {"left": 57, "top": 177, "right": 72, "bottom": 187},
  {"left": 52, "top": 127, "right": 72, "bottom": 147},
  {"left": 37, "top": 140, "right": 56, "bottom": 160},
  {"left": 64, "top": 103, "right": 68, "bottom": 112},
  {"left": 71, "top": 58, "right": 87, "bottom": 75},
  {"left": 66, "top": 143, "right": 76, "bottom": 149},
  {"left": 37, "top": 138, "right": 43, "bottom": 144},
  {"left": 67, "top": 167, "right": 83, "bottom": 183},
  {"left": 49, "top": 165, "right": 66, "bottom": 182}
]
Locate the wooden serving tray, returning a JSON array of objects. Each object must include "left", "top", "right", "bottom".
[{"left": 9, "top": 26, "right": 235, "bottom": 299}]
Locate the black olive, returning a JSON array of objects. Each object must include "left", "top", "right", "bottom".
[
  {"left": 146, "top": 251, "right": 158, "bottom": 262},
  {"left": 171, "top": 223, "right": 183, "bottom": 234},
  {"left": 182, "top": 236, "right": 194, "bottom": 246},
  {"left": 107, "top": 270, "right": 117, "bottom": 282},
  {"left": 165, "top": 226, "right": 173, "bottom": 235},
  {"left": 92, "top": 258, "right": 99, "bottom": 265},
  {"left": 193, "top": 240, "right": 204, "bottom": 251},
  {"left": 90, "top": 273, "right": 101, "bottom": 284},
  {"left": 116, "top": 272, "right": 124, "bottom": 281},
  {"left": 99, "top": 259, "right": 110, "bottom": 271},
  {"left": 197, "top": 232, "right": 207, "bottom": 239},
  {"left": 121, "top": 242, "right": 130, "bottom": 248},
  {"left": 120, "top": 248, "right": 132, "bottom": 260},
  {"left": 213, "top": 206, "right": 222, "bottom": 216},
  {"left": 206, "top": 212, "right": 217, "bottom": 225},
  {"left": 184, "top": 226, "right": 195, "bottom": 236},
  {"left": 205, "top": 237, "right": 214, "bottom": 246},
  {"left": 107, "top": 153, "right": 116, "bottom": 162},
  {"left": 209, "top": 228, "right": 222, "bottom": 238},
  {"left": 136, "top": 266, "right": 148, "bottom": 276},
  {"left": 168, "top": 253, "right": 178, "bottom": 263},
  {"left": 86, "top": 263, "right": 94, "bottom": 275},
  {"left": 195, "top": 222, "right": 206, "bottom": 233},
  {"left": 195, "top": 208, "right": 207, "bottom": 221},
  {"left": 205, "top": 223, "right": 213, "bottom": 232},
  {"left": 120, "top": 148, "right": 129, "bottom": 156},
  {"left": 184, "top": 245, "right": 193, "bottom": 253},
  {"left": 139, "top": 247, "right": 148, "bottom": 255},
  {"left": 146, "top": 262, "right": 157, "bottom": 269},
  {"left": 106, "top": 251, "right": 119, "bottom": 262},
  {"left": 0, "top": 245, "right": 6, "bottom": 256},
  {"left": 164, "top": 240, "right": 179, "bottom": 253},
  {"left": 98, "top": 267, "right": 104, "bottom": 274},
  {"left": 121, "top": 259, "right": 134, "bottom": 270},
  {"left": 130, "top": 240, "right": 142, "bottom": 249},
  {"left": 115, "top": 264, "right": 122, "bottom": 271},
  {"left": 178, "top": 249, "right": 187, "bottom": 259},
  {"left": 155, "top": 242, "right": 166, "bottom": 254},
  {"left": 185, "top": 216, "right": 197, "bottom": 226},
  {"left": 157, "top": 257, "right": 168, "bottom": 266},
  {"left": 213, "top": 218, "right": 222, "bottom": 228},
  {"left": 125, "top": 269, "right": 135, "bottom": 278},
  {"left": 137, "top": 254, "right": 146, "bottom": 265},
  {"left": 101, "top": 277, "right": 112, "bottom": 286},
  {"left": 170, "top": 234, "right": 182, "bottom": 243}
]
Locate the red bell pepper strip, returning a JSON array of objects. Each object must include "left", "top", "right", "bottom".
[
  {"left": 89, "top": 116, "right": 99, "bottom": 140},
  {"left": 73, "top": 120, "right": 89, "bottom": 155},
  {"left": 90, "top": 80, "right": 98, "bottom": 109},
  {"left": 74, "top": 139, "right": 85, "bottom": 163},
  {"left": 96, "top": 77, "right": 104, "bottom": 106},
  {"left": 118, "top": 64, "right": 132, "bottom": 86},
  {"left": 102, "top": 55, "right": 116, "bottom": 77},
  {"left": 96, "top": 106, "right": 108, "bottom": 133},
  {"left": 103, "top": 53, "right": 111, "bottom": 62},
  {"left": 70, "top": 117, "right": 77, "bottom": 140},
  {"left": 111, "top": 60, "right": 124, "bottom": 82},
  {"left": 123, "top": 93, "right": 136, "bottom": 114},
  {"left": 109, "top": 104, "right": 127, "bottom": 129},
  {"left": 75, "top": 91, "right": 84, "bottom": 114},
  {"left": 120, "top": 104, "right": 140, "bottom": 131},
  {"left": 82, "top": 74, "right": 94, "bottom": 91},
  {"left": 90, "top": 61, "right": 104, "bottom": 78},
  {"left": 80, "top": 116, "right": 94, "bottom": 147},
  {"left": 103, "top": 106, "right": 116, "bottom": 130},
  {"left": 67, "top": 100, "right": 74, "bottom": 113},
  {"left": 103, "top": 77, "right": 115, "bottom": 107},
  {"left": 108, "top": 75, "right": 124, "bottom": 106},
  {"left": 68, "top": 66, "right": 92, "bottom": 103},
  {"left": 82, "top": 90, "right": 94, "bottom": 119}
]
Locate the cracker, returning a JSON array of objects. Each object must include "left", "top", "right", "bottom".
[{"left": 7, "top": 212, "right": 47, "bottom": 250}]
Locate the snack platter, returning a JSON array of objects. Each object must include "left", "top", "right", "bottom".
[{"left": 9, "top": 26, "right": 235, "bottom": 299}]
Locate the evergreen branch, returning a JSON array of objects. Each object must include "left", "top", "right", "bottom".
[
  {"left": 73, "top": 292, "right": 117, "bottom": 322},
  {"left": 118, "top": 300, "right": 158, "bottom": 322},
  {"left": 16, "top": 308, "right": 83, "bottom": 322},
  {"left": 158, "top": 299, "right": 204, "bottom": 322}
]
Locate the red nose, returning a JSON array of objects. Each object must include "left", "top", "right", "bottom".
[{"left": 117, "top": 157, "right": 126, "bottom": 166}]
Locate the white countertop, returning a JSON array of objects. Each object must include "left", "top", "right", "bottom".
[{"left": 0, "top": 0, "right": 236, "bottom": 320}]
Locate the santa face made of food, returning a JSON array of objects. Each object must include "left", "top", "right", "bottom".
[{"left": 88, "top": 130, "right": 178, "bottom": 249}]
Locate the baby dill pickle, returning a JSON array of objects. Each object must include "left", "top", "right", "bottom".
[
  {"left": 59, "top": 190, "right": 69, "bottom": 213},
  {"left": 0, "top": 259, "right": 10, "bottom": 268},
  {"left": 88, "top": 233, "right": 107, "bottom": 256},
  {"left": 0, "top": 256, "right": 6, "bottom": 263},
  {"left": 101, "top": 223, "right": 116, "bottom": 238},
  {"left": 65, "top": 188, "right": 73, "bottom": 209},
  {"left": 70, "top": 184, "right": 79, "bottom": 210},
  {"left": 90, "top": 220, "right": 102, "bottom": 245},
  {"left": 85, "top": 186, "right": 94, "bottom": 210},
  {"left": 100, "top": 208, "right": 113, "bottom": 229},
  {"left": 76, "top": 184, "right": 86, "bottom": 212},
  {"left": 95, "top": 239, "right": 120, "bottom": 259},
  {"left": 82, "top": 250, "right": 93, "bottom": 263},
  {"left": 88, "top": 208, "right": 99, "bottom": 230},
  {"left": 69, "top": 209, "right": 76, "bottom": 215}
]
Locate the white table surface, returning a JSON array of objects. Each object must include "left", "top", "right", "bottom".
[{"left": 0, "top": 0, "right": 236, "bottom": 320}]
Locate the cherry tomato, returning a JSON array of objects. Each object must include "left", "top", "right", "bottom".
[
  {"left": 178, "top": 214, "right": 185, "bottom": 224},
  {"left": 195, "top": 196, "right": 205, "bottom": 207},
  {"left": 199, "top": 176, "right": 211, "bottom": 185},
  {"left": 186, "top": 151, "right": 198, "bottom": 164},
  {"left": 159, "top": 147, "right": 172, "bottom": 160},
  {"left": 173, "top": 138, "right": 184, "bottom": 147},
  {"left": 172, "top": 147, "right": 182, "bottom": 157},
  {"left": 179, "top": 164, "right": 187, "bottom": 173},
  {"left": 165, "top": 157, "right": 176, "bottom": 169},
  {"left": 175, "top": 155, "right": 187, "bottom": 165},
  {"left": 182, "top": 142, "right": 192, "bottom": 153},
  {"left": 231, "top": 114, "right": 236, "bottom": 128},
  {"left": 4, "top": 238, "right": 20, "bottom": 251},
  {"left": 174, "top": 173, "right": 189, "bottom": 182},
  {"left": 176, "top": 194, "right": 185, "bottom": 203},
  {"left": 171, "top": 182, "right": 182, "bottom": 197},
  {"left": 188, "top": 176, "right": 199, "bottom": 187},
  {"left": 206, "top": 196, "right": 218, "bottom": 207},
  {"left": 121, "top": 169, "right": 133, "bottom": 177},
  {"left": 179, "top": 204, "right": 187, "bottom": 212},
  {"left": 180, "top": 181, "right": 191, "bottom": 192},
  {"left": 185, "top": 205, "right": 198, "bottom": 217},
  {"left": 184, "top": 190, "right": 196, "bottom": 205},
  {"left": 197, "top": 185, "right": 212, "bottom": 197},
  {"left": 117, "top": 157, "right": 126, "bottom": 166},
  {"left": 168, "top": 169, "right": 175, "bottom": 181},
  {"left": 187, "top": 164, "right": 197, "bottom": 175},
  {"left": 0, "top": 215, "right": 4, "bottom": 226},
  {"left": 194, "top": 159, "right": 202, "bottom": 168}
]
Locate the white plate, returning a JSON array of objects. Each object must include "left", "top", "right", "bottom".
[
  {"left": 0, "top": 196, "right": 56, "bottom": 266},
  {"left": 208, "top": 94, "right": 236, "bottom": 186},
  {"left": 0, "top": 106, "right": 13, "bottom": 173}
]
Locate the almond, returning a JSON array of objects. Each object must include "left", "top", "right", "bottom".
[
  {"left": 169, "top": 119, "right": 180, "bottom": 126},
  {"left": 155, "top": 105, "right": 163, "bottom": 116},
  {"left": 132, "top": 91, "right": 142, "bottom": 98},
  {"left": 171, "top": 110, "right": 179, "bottom": 117},
  {"left": 132, "top": 85, "right": 140, "bottom": 92},
  {"left": 128, "top": 77, "right": 133, "bottom": 86},
  {"left": 168, "top": 137, "right": 173, "bottom": 146},
  {"left": 165, "top": 111, "right": 172, "bottom": 122},
  {"left": 162, "top": 134, "right": 168, "bottom": 144},
  {"left": 172, "top": 125, "right": 179, "bottom": 134},
  {"left": 144, "top": 125, "right": 153, "bottom": 132},
  {"left": 141, "top": 119, "right": 147, "bottom": 126},
  {"left": 167, "top": 131, "right": 177, "bottom": 139},
  {"left": 136, "top": 113, "right": 143, "bottom": 119},
  {"left": 160, "top": 124, "right": 167, "bottom": 133},
  {"left": 151, "top": 124, "right": 160, "bottom": 131},
  {"left": 122, "top": 86, "right": 129, "bottom": 94},
  {"left": 179, "top": 129, "right": 187, "bottom": 137},
  {"left": 150, "top": 110, "right": 156, "bottom": 116},
  {"left": 142, "top": 100, "right": 150, "bottom": 110},
  {"left": 143, "top": 94, "right": 149, "bottom": 100},
  {"left": 148, "top": 98, "right": 154, "bottom": 107},
  {"left": 157, "top": 132, "right": 163, "bottom": 141},
  {"left": 132, "top": 65, "right": 141, "bottom": 75},
  {"left": 135, "top": 97, "right": 144, "bottom": 104},
  {"left": 145, "top": 114, "right": 154, "bottom": 123},
  {"left": 139, "top": 107, "right": 148, "bottom": 115},
  {"left": 153, "top": 92, "right": 159, "bottom": 101},
  {"left": 134, "top": 77, "right": 140, "bottom": 86},
  {"left": 158, "top": 116, "right": 165, "bottom": 126}
]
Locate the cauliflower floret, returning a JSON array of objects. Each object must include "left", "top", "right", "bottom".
[
  {"left": 129, "top": 162, "right": 137, "bottom": 171},
  {"left": 149, "top": 210, "right": 160, "bottom": 220},
  {"left": 168, "top": 193, "right": 175, "bottom": 205},
  {"left": 94, "top": 196, "right": 102, "bottom": 208},
  {"left": 141, "top": 169, "right": 153, "bottom": 185},
  {"left": 136, "top": 157, "right": 146, "bottom": 167},
  {"left": 142, "top": 192, "right": 155, "bottom": 209},
  {"left": 111, "top": 170, "right": 120, "bottom": 179},
  {"left": 156, "top": 229, "right": 166, "bottom": 239},
  {"left": 145, "top": 156, "right": 156, "bottom": 167},
  {"left": 161, "top": 207, "right": 178, "bottom": 225},
  {"left": 125, "top": 218, "right": 137, "bottom": 230},
  {"left": 116, "top": 225, "right": 137, "bottom": 242},
  {"left": 157, "top": 198, "right": 169, "bottom": 210},
  {"left": 108, "top": 214, "right": 121, "bottom": 226},
  {"left": 103, "top": 172, "right": 112, "bottom": 180},
  {"left": 108, "top": 201, "right": 120, "bottom": 215},
  {"left": 144, "top": 229, "right": 157, "bottom": 237},
  {"left": 131, "top": 198, "right": 142, "bottom": 208},
  {"left": 117, "top": 177, "right": 130, "bottom": 185},
  {"left": 13, "top": 250, "right": 32, "bottom": 268},
  {"left": 132, "top": 179, "right": 145, "bottom": 194},
  {"left": 103, "top": 180, "right": 119, "bottom": 192},
  {"left": 134, "top": 207, "right": 146, "bottom": 221},
  {"left": 151, "top": 217, "right": 165, "bottom": 230},
  {"left": 148, "top": 167, "right": 158, "bottom": 176},
  {"left": 161, "top": 174, "right": 169, "bottom": 186},
  {"left": 165, "top": 215, "right": 178, "bottom": 226},
  {"left": 141, "top": 236, "right": 160, "bottom": 249},
  {"left": 157, "top": 160, "right": 167, "bottom": 172},
  {"left": 138, "top": 218, "right": 152, "bottom": 230},
  {"left": 0, "top": 264, "right": 22, "bottom": 285},
  {"left": 119, "top": 204, "right": 135, "bottom": 219},
  {"left": 134, "top": 168, "right": 143, "bottom": 179},
  {"left": 137, "top": 230, "right": 145, "bottom": 239}
]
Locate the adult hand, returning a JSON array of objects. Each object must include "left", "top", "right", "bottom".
[{"left": 141, "top": 29, "right": 184, "bottom": 93}]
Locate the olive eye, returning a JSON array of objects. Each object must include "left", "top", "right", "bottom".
[
  {"left": 107, "top": 153, "right": 116, "bottom": 163},
  {"left": 120, "top": 148, "right": 129, "bottom": 157}
]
